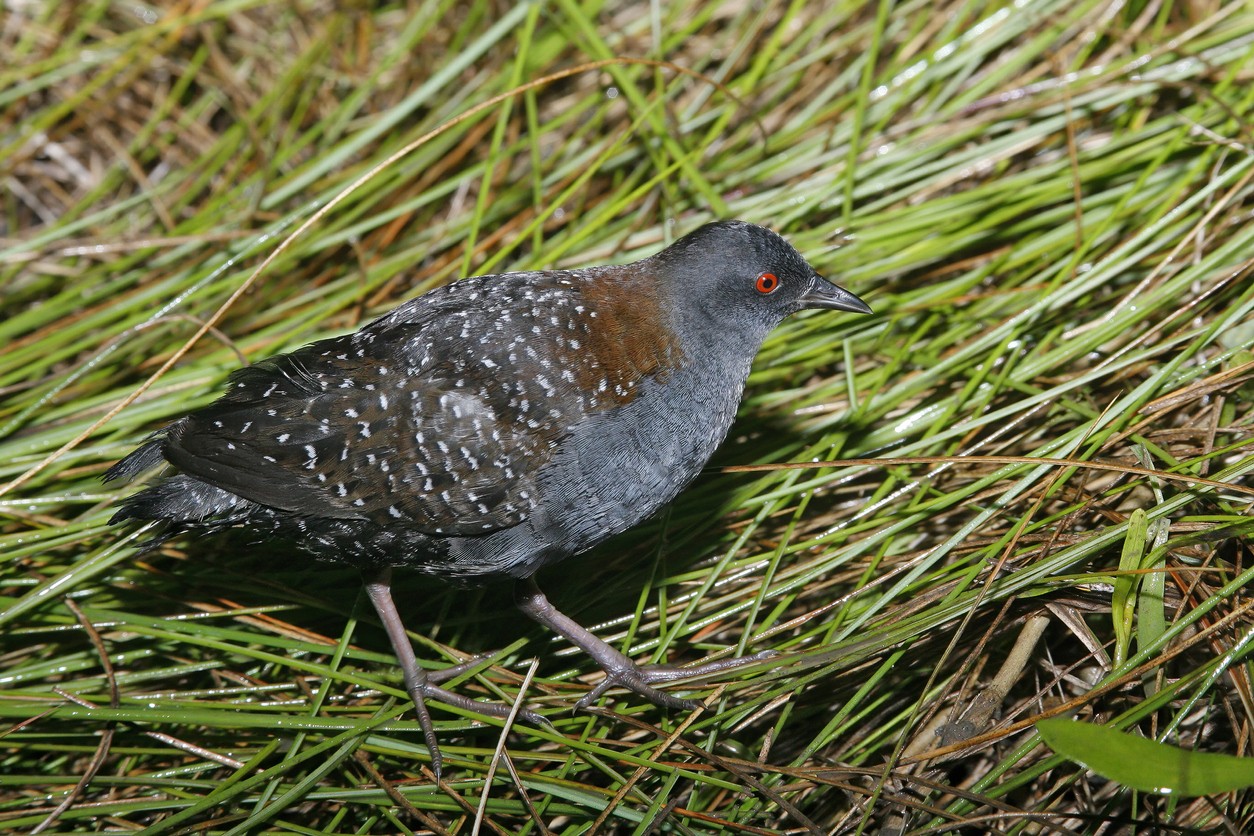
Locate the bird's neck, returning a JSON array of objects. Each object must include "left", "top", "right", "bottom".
[{"left": 577, "top": 264, "right": 769, "bottom": 404}]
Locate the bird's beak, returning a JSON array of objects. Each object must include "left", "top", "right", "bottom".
[{"left": 800, "top": 274, "right": 873, "bottom": 314}]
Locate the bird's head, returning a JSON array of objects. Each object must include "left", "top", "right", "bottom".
[{"left": 651, "top": 221, "right": 871, "bottom": 340}]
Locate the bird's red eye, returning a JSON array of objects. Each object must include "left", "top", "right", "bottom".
[{"left": 755, "top": 272, "right": 779, "bottom": 294}]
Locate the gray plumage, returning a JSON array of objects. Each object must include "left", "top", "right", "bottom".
[{"left": 110, "top": 221, "right": 868, "bottom": 578}]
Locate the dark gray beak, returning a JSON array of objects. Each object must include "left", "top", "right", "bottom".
[{"left": 800, "top": 274, "right": 873, "bottom": 314}]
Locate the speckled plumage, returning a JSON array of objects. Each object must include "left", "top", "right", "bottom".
[{"left": 107, "top": 220, "right": 871, "bottom": 775}]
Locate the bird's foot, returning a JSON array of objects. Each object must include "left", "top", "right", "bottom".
[
  {"left": 395, "top": 665, "right": 549, "bottom": 781},
  {"left": 576, "top": 649, "right": 777, "bottom": 711},
  {"left": 364, "top": 569, "right": 548, "bottom": 780},
  {"left": 514, "top": 576, "right": 777, "bottom": 713},
  {"left": 409, "top": 676, "right": 549, "bottom": 729}
]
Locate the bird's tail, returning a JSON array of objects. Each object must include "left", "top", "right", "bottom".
[{"left": 105, "top": 439, "right": 247, "bottom": 526}]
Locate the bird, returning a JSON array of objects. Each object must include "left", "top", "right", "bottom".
[{"left": 106, "top": 220, "right": 872, "bottom": 776}]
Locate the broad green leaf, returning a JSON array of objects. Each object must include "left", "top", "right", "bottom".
[{"left": 1038, "top": 717, "right": 1254, "bottom": 796}]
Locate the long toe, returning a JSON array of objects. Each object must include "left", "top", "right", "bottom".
[
  {"left": 421, "top": 681, "right": 549, "bottom": 729},
  {"left": 423, "top": 655, "right": 491, "bottom": 685},
  {"left": 653, "top": 649, "right": 778, "bottom": 681},
  {"left": 576, "top": 665, "right": 702, "bottom": 712},
  {"left": 577, "top": 651, "right": 778, "bottom": 711}
]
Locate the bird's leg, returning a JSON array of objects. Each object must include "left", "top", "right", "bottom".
[
  {"left": 361, "top": 568, "right": 546, "bottom": 779},
  {"left": 514, "top": 576, "right": 771, "bottom": 711},
  {"left": 362, "top": 568, "right": 443, "bottom": 775}
]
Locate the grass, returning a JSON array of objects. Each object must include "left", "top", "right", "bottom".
[{"left": 3, "top": 0, "right": 1253, "bottom": 833}]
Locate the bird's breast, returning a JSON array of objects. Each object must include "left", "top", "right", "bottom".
[{"left": 523, "top": 354, "right": 753, "bottom": 560}]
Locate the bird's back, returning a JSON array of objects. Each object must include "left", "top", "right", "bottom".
[{"left": 110, "top": 264, "right": 753, "bottom": 580}]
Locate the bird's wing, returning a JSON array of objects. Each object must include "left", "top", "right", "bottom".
[{"left": 162, "top": 331, "right": 550, "bottom": 536}]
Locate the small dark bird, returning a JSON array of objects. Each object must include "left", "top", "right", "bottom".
[{"left": 107, "top": 220, "right": 871, "bottom": 775}]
